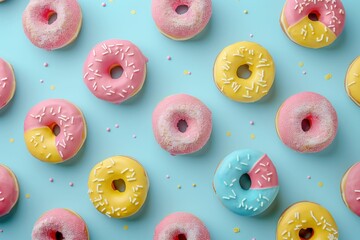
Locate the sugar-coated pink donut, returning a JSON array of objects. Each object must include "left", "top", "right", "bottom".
[
  {"left": 32, "top": 208, "right": 89, "bottom": 240},
  {"left": 83, "top": 39, "right": 148, "bottom": 104},
  {"left": 276, "top": 92, "right": 338, "bottom": 153},
  {"left": 341, "top": 162, "right": 360, "bottom": 217},
  {"left": 152, "top": 0, "right": 212, "bottom": 40},
  {"left": 152, "top": 94, "right": 212, "bottom": 155},
  {"left": 24, "top": 99, "right": 87, "bottom": 163},
  {"left": 0, "top": 58, "right": 16, "bottom": 110},
  {"left": 154, "top": 212, "right": 210, "bottom": 240},
  {"left": 0, "top": 164, "right": 19, "bottom": 217},
  {"left": 22, "top": 0, "right": 82, "bottom": 50}
]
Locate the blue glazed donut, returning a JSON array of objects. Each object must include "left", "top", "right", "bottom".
[{"left": 213, "top": 149, "right": 279, "bottom": 216}]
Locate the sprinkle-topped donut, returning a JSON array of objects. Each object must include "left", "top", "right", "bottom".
[
  {"left": 213, "top": 149, "right": 279, "bottom": 216},
  {"left": 0, "top": 58, "right": 16, "bottom": 110},
  {"left": 83, "top": 39, "right": 148, "bottom": 104},
  {"left": 280, "top": 0, "right": 346, "bottom": 48},
  {"left": 213, "top": 41, "right": 275, "bottom": 103},
  {"left": 88, "top": 156, "right": 149, "bottom": 218},
  {"left": 341, "top": 162, "right": 360, "bottom": 217},
  {"left": 24, "top": 99, "right": 87, "bottom": 163},
  {"left": 0, "top": 164, "right": 19, "bottom": 217}
]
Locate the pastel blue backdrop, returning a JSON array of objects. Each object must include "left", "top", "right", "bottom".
[{"left": 0, "top": 0, "right": 359, "bottom": 239}]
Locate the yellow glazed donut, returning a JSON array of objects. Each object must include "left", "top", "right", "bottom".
[
  {"left": 276, "top": 201, "right": 338, "bottom": 240},
  {"left": 345, "top": 56, "right": 360, "bottom": 106},
  {"left": 88, "top": 156, "right": 149, "bottom": 218},
  {"left": 213, "top": 41, "right": 275, "bottom": 103}
]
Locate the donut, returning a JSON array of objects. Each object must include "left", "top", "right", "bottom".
[
  {"left": 280, "top": 0, "right": 346, "bottom": 49},
  {"left": 88, "top": 156, "right": 149, "bottom": 218},
  {"left": 213, "top": 149, "right": 279, "bottom": 216},
  {"left": 83, "top": 39, "right": 148, "bottom": 104},
  {"left": 345, "top": 56, "right": 360, "bottom": 106},
  {"left": 0, "top": 164, "right": 19, "bottom": 217},
  {"left": 32, "top": 208, "right": 89, "bottom": 240},
  {"left": 276, "top": 201, "right": 338, "bottom": 240},
  {"left": 22, "top": 0, "right": 82, "bottom": 50},
  {"left": 151, "top": 0, "right": 212, "bottom": 40},
  {"left": 213, "top": 41, "right": 275, "bottom": 103},
  {"left": 276, "top": 92, "right": 338, "bottom": 153},
  {"left": 341, "top": 162, "right": 360, "bottom": 217},
  {"left": 24, "top": 99, "right": 87, "bottom": 163},
  {"left": 154, "top": 212, "right": 210, "bottom": 240},
  {"left": 152, "top": 94, "right": 212, "bottom": 155},
  {"left": 0, "top": 58, "right": 16, "bottom": 110}
]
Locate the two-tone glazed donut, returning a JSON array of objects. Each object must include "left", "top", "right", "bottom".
[
  {"left": 341, "top": 162, "right": 360, "bottom": 217},
  {"left": 345, "top": 56, "right": 360, "bottom": 106},
  {"left": 0, "top": 164, "right": 19, "bottom": 217},
  {"left": 0, "top": 58, "right": 16, "bottom": 110},
  {"left": 213, "top": 149, "right": 279, "bottom": 216}
]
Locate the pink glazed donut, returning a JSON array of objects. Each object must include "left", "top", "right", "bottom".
[
  {"left": 83, "top": 39, "right": 148, "bottom": 104},
  {"left": 152, "top": 0, "right": 212, "bottom": 40},
  {"left": 154, "top": 212, "right": 210, "bottom": 240},
  {"left": 24, "top": 99, "right": 87, "bottom": 163},
  {"left": 276, "top": 92, "right": 338, "bottom": 153},
  {"left": 0, "top": 164, "right": 19, "bottom": 217},
  {"left": 152, "top": 94, "right": 212, "bottom": 155},
  {"left": 22, "top": 0, "right": 82, "bottom": 50},
  {"left": 341, "top": 162, "right": 360, "bottom": 217},
  {"left": 0, "top": 58, "right": 16, "bottom": 110},
  {"left": 32, "top": 208, "right": 89, "bottom": 240}
]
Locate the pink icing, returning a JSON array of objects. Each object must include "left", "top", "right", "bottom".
[
  {"left": 248, "top": 154, "right": 279, "bottom": 189},
  {"left": 0, "top": 58, "right": 15, "bottom": 110},
  {"left": 83, "top": 39, "right": 148, "bottom": 104},
  {"left": 277, "top": 92, "right": 338, "bottom": 153},
  {"left": 284, "top": 0, "right": 345, "bottom": 36},
  {"left": 32, "top": 208, "right": 88, "bottom": 240},
  {"left": 22, "top": 0, "right": 82, "bottom": 50},
  {"left": 24, "top": 99, "right": 86, "bottom": 161},
  {"left": 152, "top": 0, "right": 212, "bottom": 40},
  {"left": 0, "top": 165, "right": 19, "bottom": 217},
  {"left": 154, "top": 212, "right": 210, "bottom": 240},
  {"left": 344, "top": 162, "right": 360, "bottom": 216},
  {"left": 152, "top": 94, "right": 212, "bottom": 155}
]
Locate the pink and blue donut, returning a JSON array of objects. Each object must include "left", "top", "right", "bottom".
[{"left": 213, "top": 149, "right": 279, "bottom": 216}]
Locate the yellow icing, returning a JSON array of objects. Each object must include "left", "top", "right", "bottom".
[
  {"left": 88, "top": 156, "right": 149, "bottom": 218},
  {"left": 213, "top": 41, "right": 275, "bottom": 103},
  {"left": 345, "top": 56, "right": 360, "bottom": 106},
  {"left": 276, "top": 202, "right": 338, "bottom": 240},
  {"left": 24, "top": 127, "right": 62, "bottom": 163},
  {"left": 285, "top": 16, "right": 336, "bottom": 49}
]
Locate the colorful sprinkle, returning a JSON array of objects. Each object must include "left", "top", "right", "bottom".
[
  {"left": 302, "top": 70, "right": 307, "bottom": 75},
  {"left": 325, "top": 73, "right": 332, "bottom": 80},
  {"left": 50, "top": 85, "right": 56, "bottom": 91},
  {"left": 307, "top": 176, "right": 311, "bottom": 180},
  {"left": 177, "top": 185, "right": 182, "bottom": 189},
  {"left": 165, "top": 175, "right": 170, "bottom": 179},
  {"left": 9, "top": 138, "right": 14, "bottom": 143},
  {"left": 0, "top": 229, "right": 3, "bottom": 233},
  {"left": 123, "top": 225, "right": 129, "bottom": 230},
  {"left": 101, "top": 2, "right": 106, "bottom": 7},
  {"left": 298, "top": 62, "right": 304, "bottom": 67},
  {"left": 233, "top": 227, "right": 240, "bottom": 233},
  {"left": 249, "top": 121, "right": 254, "bottom": 125},
  {"left": 25, "top": 193, "right": 30, "bottom": 199},
  {"left": 40, "top": 79, "right": 44, "bottom": 83},
  {"left": 43, "top": 62, "right": 48, "bottom": 67},
  {"left": 167, "top": 56, "right": 172, "bottom": 60},
  {"left": 226, "top": 131, "right": 231, "bottom": 137},
  {"left": 69, "top": 182, "right": 74, "bottom": 187},
  {"left": 250, "top": 133, "right": 256, "bottom": 139},
  {"left": 243, "top": 10, "right": 249, "bottom": 14},
  {"left": 192, "top": 183, "right": 197, "bottom": 187},
  {"left": 49, "top": 178, "right": 54, "bottom": 183},
  {"left": 132, "top": 134, "right": 137, "bottom": 139},
  {"left": 183, "top": 70, "right": 191, "bottom": 75},
  {"left": 114, "top": 124, "right": 119, "bottom": 128},
  {"left": 130, "top": 10, "right": 137, "bottom": 15},
  {"left": 250, "top": 33, "right": 254, "bottom": 38},
  {"left": 318, "top": 181, "right": 324, "bottom": 187},
  {"left": 106, "top": 128, "right": 111, "bottom": 132}
]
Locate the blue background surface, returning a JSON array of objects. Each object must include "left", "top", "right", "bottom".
[{"left": 0, "top": 0, "right": 359, "bottom": 239}]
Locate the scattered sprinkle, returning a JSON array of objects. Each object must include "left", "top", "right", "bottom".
[
  {"left": 114, "top": 124, "right": 119, "bottom": 128},
  {"left": 249, "top": 121, "right": 254, "bottom": 125},
  {"left": 106, "top": 128, "right": 111, "bottom": 132},
  {"left": 307, "top": 176, "right": 311, "bottom": 180},
  {"left": 251, "top": 238, "right": 256, "bottom": 240},
  {"left": 130, "top": 10, "right": 137, "bottom": 15},
  {"left": 132, "top": 134, "right": 137, "bottom": 139},
  {"left": 167, "top": 56, "right": 172, "bottom": 60},
  {"left": 49, "top": 178, "right": 54, "bottom": 183},
  {"left": 25, "top": 194, "right": 30, "bottom": 199},
  {"left": 50, "top": 85, "right": 56, "bottom": 91},
  {"left": 40, "top": 79, "right": 44, "bottom": 83},
  {"left": 233, "top": 227, "right": 240, "bottom": 233},
  {"left": 177, "top": 185, "right": 182, "bottom": 189},
  {"left": 302, "top": 70, "right": 307, "bottom": 75},
  {"left": 43, "top": 62, "right": 48, "bottom": 67},
  {"left": 101, "top": 2, "right": 106, "bottom": 7},
  {"left": 249, "top": 33, "right": 254, "bottom": 38},
  {"left": 69, "top": 182, "right": 74, "bottom": 187},
  {"left": 165, "top": 175, "right": 170, "bottom": 179},
  {"left": 243, "top": 10, "right": 249, "bottom": 14},
  {"left": 318, "top": 181, "right": 324, "bottom": 187},
  {"left": 325, "top": 73, "right": 332, "bottom": 80},
  {"left": 183, "top": 70, "right": 191, "bottom": 75},
  {"left": 226, "top": 131, "right": 231, "bottom": 137},
  {"left": 298, "top": 62, "right": 304, "bottom": 67},
  {"left": 0, "top": 229, "right": 3, "bottom": 233},
  {"left": 250, "top": 133, "right": 256, "bottom": 139},
  {"left": 123, "top": 225, "right": 129, "bottom": 230},
  {"left": 192, "top": 183, "right": 197, "bottom": 187},
  {"left": 9, "top": 138, "right": 14, "bottom": 143}
]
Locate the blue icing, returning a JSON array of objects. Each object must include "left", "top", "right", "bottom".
[{"left": 213, "top": 149, "right": 279, "bottom": 216}]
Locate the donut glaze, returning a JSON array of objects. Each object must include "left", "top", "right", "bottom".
[
  {"left": 0, "top": 58, "right": 16, "bottom": 110},
  {"left": 88, "top": 156, "right": 149, "bottom": 218},
  {"left": 22, "top": 0, "right": 82, "bottom": 50},
  {"left": 280, "top": 0, "right": 345, "bottom": 48},
  {"left": 345, "top": 56, "right": 360, "bottom": 106},
  {"left": 32, "top": 208, "right": 89, "bottom": 240},
  {"left": 213, "top": 41, "right": 275, "bottom": 103},
  {"left": 213, "top": 149, "right": 279, "bottom": 216},
  {"left": 24, "top": 99, "right": 87, "bottom": 163},
  {"left": 154, "top": 212, "right": 210, "bottom": 240},
  {"left": 152, "top": 0, "right": 212, "bottom": 40},
  {"left": 0, "top": 164, "right": 19, "bottom": 217},
  {"left": 152, "top": 94, "right": 212, "bottom": 155},
  {"left": 83, "top": 39, "right": 148, "bottom": 104},
  {"left": 276, "top": 202, "right": 338, "bottom": 240},
  {"left": 341, "top": 162, "right": 360, "bottom": 217},
  {"left": 276, "top": 92, "right": 338, "bottom": 153}
]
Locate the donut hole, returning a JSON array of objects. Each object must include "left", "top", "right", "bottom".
[
  {"left": 237, "top": 64, "right": 252, "bottom": 79},
  {"left": 176, "top": 234, "right": 187, "bottom": 240},
  {"left": 308, "top": 11, "right": 320, "bottom": 21},
  {"left": 177, "top": 119, "right": 188, "bottom": 133},
  {"left": 110, "top": 65, "right": 124, "bottom": 79},
  {"left": 299, "top": 228, "right": 314, "bottom": 239},
  {"left": 112, "top": 179, "right": 126, "bottom": 192},
  {"left": 55, "top": 231, "right": 64, "bottom": 240},
  {"left": 51, "top": 124, "right": 61, "bottom": 136},
  {"left": 47, "top": 11, "right": 58, "bottom": 25},
  {"left": 175, "top": 5, "right": 189, "bottom": 15},
  {"left": 301, "top": 118, "right": 312, "bottom": 132},
  {"left": 239, "top": 173, "right": 251, "bottom": 190}
]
